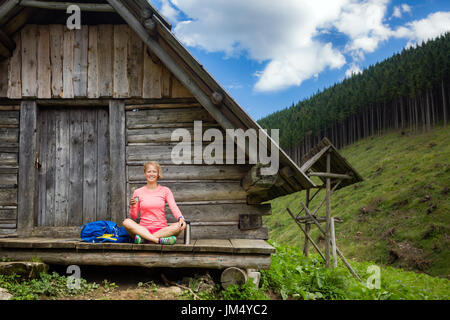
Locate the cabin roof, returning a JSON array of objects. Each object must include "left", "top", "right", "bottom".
[
  {"left": 0, "top": 0, "right": 316, "bottom": 200},
  {"left": 300, "top": 138, "right": 363, "bottom": 190}
]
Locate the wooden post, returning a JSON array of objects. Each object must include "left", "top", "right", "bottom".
[
  {"left": 301, "top": 203, "right": 362, "bottom": 281},
  {"left": 286, "top": 207, "right": 325, "bottom": 262},
  {"left": 303, "top": 189, "right": 310, "bottom": 257},
  {"left": 17, "top": 101, "right": 37, "bottom": 236},
  {"left": 330, "top": 217, "right": 337, "bottom": 268},
  {"left": 325, "top": 152, "right": 331, "bottom": 268},
  {"left": 109, "top": 100, "right": 127, "bottom": 224}
]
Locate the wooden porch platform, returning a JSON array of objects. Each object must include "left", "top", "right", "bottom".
[{"left": 0, "top": 238, "right": 275, "bottom": 270}]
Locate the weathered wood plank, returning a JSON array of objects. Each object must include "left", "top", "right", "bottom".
[
  {"left": 96, "top": 108, "right": 110, "bottom": 221},
  {"left": 0, "top": 222, "right": 16, "bottom": 230},
  {"left": 126, "top": 126, "right": 223, "bottom": 144},
  {"left": 0, "top": 209, "right": 16, "bottom": 221},
  {"left": 36, "top": 109, "right": 47, "bottom": 226},
  {"left": 0, "top": 58, "right": 8, "bottom": 97},
  {"left": 17, "top": 101, "right": 37, "bottom": 235},
  {"left": 0, "top": 249, "right": 272, "bottom": 269},
  {"left": 0, "top": 106, "right": 20, "bottom": 111},
  {"left": 62, "top": 27, "right": 74, "bottom": 98},
  {"left": 109, "top": 100, "right": 127, "bottom": 223},
  {"left": 49, "top": 24, "right": 63, "bottom": 98},
  {"left": 44, "top": 110, "right": 56, "bottom": 226},
  {"left": 125, "top": 102, "right": 201, "bottom": 111},
  {"left": 7, "top": 33, "right": 21, "bottom": 99},
  {"left": 113, "top": 24, "right": 129, "bottom": 98},
  {"left": 73, "top": 25, "right": 88, "bottom": 97},
  {"left": 67, "top": 109, "right": 83, "bottom": 226},
  {"left": 0, "top": 188, "right": 17, "bottom": 206},
  {"left": 37, "top": 25, "right": 51, "bottom": 99},
  {"left": 21, "top": 24, "right": 37, "bottom": 97},
  {"left": 82, "top": 109, "right": 97, "bottom": 224},
  {"left": 126, "top": 144, "right": 179, "bottom": 164},
  {"left": 161, "top": 66, "right": 171, "bottom": 98},
  {"left": 127, "top": 27, "right": 143, "bottom": 98},
  {"left": 0, "top": 111, "right": 19, "bottom": 128},
  {"left": 0, "top": 236, "right": 273, "bottom": 254},
  {"left": 126, "top": 143, "right": 231, "bottom": 165},
  {"left": 54, "top": 109, "right": 70, "bottom": 226},
  {"left": 87, "top": 25, "right": 99, "bottom": 98},
  {"left": 166, "top": 202, "right": 271, "bottom": 223},
  {"left": 19, "top": 1, "right": 114, "bottom": 12},
  {"left": 0, "top": 173, "right": 17, "bottom": 186},
  {"left": 171, "top": 75, "right": 192, "bottom": 98},
  {"left": 230, "top": 239, "right": 275, "bottom": 254},
  {"left": 0, "top": 169, "right": 18, "bottom": 175},
  {"left": 128, "top": 164, "right": 249, "bottom": 181},
  {"left": 0, "top": 128, "right": 19, "bottom": 144},
  {"left": 126, "top": 107, "right": 215, "bottom": 129},
  {"left": 190, "top": 225, "right": 268, "bottom": 240},
  {"left": 142, "top": 47, "right": 162, "bottom": 99},
  {"left": 194, "top": 239, "right": 233, "bottom": 253},
  {"left": 98, "top": 25, "right": 113, "bottom": 97},
  {"left": 0, "top": 152, "right": 18, "bottom": 168},
  {"left": 128, "top": 181, "right": 246, "bottom": 202}
]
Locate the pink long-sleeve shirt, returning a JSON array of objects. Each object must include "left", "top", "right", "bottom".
[{"left": 129, "top": 185, "right": 183, "bottom": 229}]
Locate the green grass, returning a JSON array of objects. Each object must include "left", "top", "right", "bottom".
[
  {"left": 259, "top": 242, "right": 450, "bottom": 300},
  {"left": 0, "top": 272, "right": 104, "bottom": 300},
  {"left": 265, "top": 125, "right": 450, "bottom": 278},
  {"left": 2, "top": 242, "right": 448, "bottom": 300},
  {"left": 207, "top": 242, "right": 450, "bottom": 300}
]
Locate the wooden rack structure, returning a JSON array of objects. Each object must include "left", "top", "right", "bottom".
[{"left": 287, "top": 138, "right": 363, "bottom": 280}]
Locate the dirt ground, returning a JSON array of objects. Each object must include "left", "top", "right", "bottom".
[{"left": 49, "top": 265, "right": 221, "bottom": 300}]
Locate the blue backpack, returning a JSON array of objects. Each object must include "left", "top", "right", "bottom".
[{"left": 80, "top": 220, "right": 132, "bottom": 243}]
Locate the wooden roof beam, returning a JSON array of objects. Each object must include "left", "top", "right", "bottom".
[
  {"left": 19, "top": 0, "right": 115, "bottom": 12},
  {"left": 308, "top": 172, "right": 353, "bottom": 180},
  {"left": 0, "top": 0, "right": 20, "bottom": 25},
  {"left": 107, "top": 0, "right": 237, "bottom": 131},
  {"left": 0, "top": 37, "right": 11, "bottom": 57},
  {"left": 0, "top": 28, "right": 14, "bottom": 49}
]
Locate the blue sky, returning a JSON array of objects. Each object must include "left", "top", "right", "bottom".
[{"left": 152, "top": 0, "right": 450, "bottom": 121}]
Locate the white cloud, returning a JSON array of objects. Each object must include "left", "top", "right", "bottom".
[
  {"left": 393, "top": 11, "right": 450, "bottom": 44},
  {"left": 391, "top": 3, "right": 412, "bottom": 19},
  {"left": 255, "top": 42, "right": 345, "bottom": 92},
  {"left": 170, "top": 0, "right": 348, "bottom": 92},
  {"left": 345, "top": 63, "right": 363, "bottom": 78},
  {"left": 401, "top": 4, "right": 411, "bottom": 14},
  {"left": 165, "top": 0, "right": 449, "bottom": 92},
  {"left": 160, "top": 0, "right": 179, "bottom": 24},
  {"left": 392, "top": 6, "right": 402, "bottom": 18},
  {"left": 333, "top": 0, "right": 391, "bottom": 54}
]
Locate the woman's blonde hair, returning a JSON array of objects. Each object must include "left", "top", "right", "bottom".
[{"left": 143, "top": 161, "right": 163, "bottom": 179}]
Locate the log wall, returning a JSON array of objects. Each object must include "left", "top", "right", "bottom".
[
  {"left": 125, "top": 105, "right": 271, "bottom": 240},
  {"left": 0, "top": 105, "right": 19, "bottom": 235},
  {"left": 0, "top": 23, "right": 272, "bottom": 239},
  {"left": 0, "top": 24, "right": 193, "bottom": 100}
]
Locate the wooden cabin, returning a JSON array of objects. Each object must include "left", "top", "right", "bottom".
[{"left": 0, "top": 0, "right": 316, "bottom": 274}]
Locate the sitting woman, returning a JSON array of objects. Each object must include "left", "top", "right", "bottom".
[{"left": 123, "top": 161, "right": 186, "bottom": 245}]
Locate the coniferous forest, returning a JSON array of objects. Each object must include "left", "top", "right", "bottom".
[{"left": 258, "top": 33, "right": 450, "bottom": 164}]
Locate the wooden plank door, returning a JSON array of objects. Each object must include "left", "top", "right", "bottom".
[{"left": 36, "top": 106, "right": 110, "bottom": 227}]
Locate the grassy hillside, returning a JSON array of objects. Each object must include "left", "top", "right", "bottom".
[{"left": 265, "top": 125, "right": 450, "bottom": 278}]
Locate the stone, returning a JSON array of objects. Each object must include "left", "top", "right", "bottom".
[
  {"left": 0, "top": 288, "right": 12, "bottom": 300},
  {"left": 0, "top": 262, "right": 49, "bottom": 280},
  {"left": 247, "top": 269, "right": 261, "bottom": 287},
  {"left": 166, "top": 286, "right": 183, "bottom": 295}
]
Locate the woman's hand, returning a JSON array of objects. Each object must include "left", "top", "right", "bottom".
[
  {"left": 130, "top": 197, "right": 138, "bottom": 206},
  {"left": 178, "top": 218, "right": 187, "bottom": 230}
]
